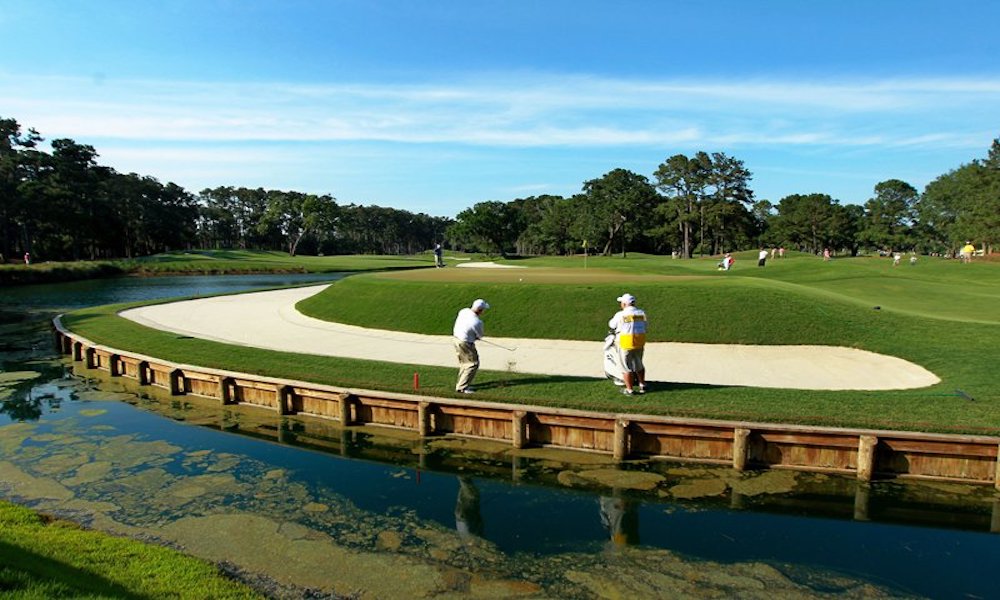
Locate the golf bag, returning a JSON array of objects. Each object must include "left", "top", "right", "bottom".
[{"left": 603, "top": 332, "right": 625, "bottom": 386}]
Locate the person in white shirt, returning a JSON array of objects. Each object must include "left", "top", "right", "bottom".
[
  {"left": 608, "top": 293, "right": 647, "bottom": 395},
  {"left": 453, "top": 299, "right": 489, "bottom": 393},
  {"left": 758, "top": 248, "right": 768, "bottom": 267}
]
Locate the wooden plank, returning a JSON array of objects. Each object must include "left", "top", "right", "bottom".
[
  {"left": 758, "top": 432, "right": 860, "bottom": 448},
  {"left": 356, "top": 396, "right": 419, "bottom": 412},
  {"left": 533, "top": 413, "right": 616, "bottom": 430},
  {"left": 633, "top": 422, "right": 734, "bottom": 439},
  {"left": 292, "top": 387, "right": 346, "bottom": 402},
  {"left": 880, "top": 438, "right": 998, "bottom": 458},
  {"left": 231, "top": 379, "right": 279, "bottom": 392},
  {"left": 436, "top": 405, "right": 512, "bottom": 420},
  {"left": 179, "top": 370, "right": 219, "bottom": 383}
]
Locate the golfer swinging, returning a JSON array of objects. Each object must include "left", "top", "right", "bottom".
[
  {"left": 609, "top": 293, "right": 647, "bottom": 395},
  {"left": 453, "top": 298, "right": 489, "bottom": 394}
]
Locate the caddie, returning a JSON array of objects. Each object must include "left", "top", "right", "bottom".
[{"left": 608, "top": 293, "right": 647, "bottom": 395}]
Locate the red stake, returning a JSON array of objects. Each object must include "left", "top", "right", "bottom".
[{"left": 413, "top": 371, "right": 419, "bottom": 390}]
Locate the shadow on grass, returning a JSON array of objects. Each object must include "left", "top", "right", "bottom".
[
  {"left": 0, "top": 540, "right": 144, "bottom": 599},
  {"left": 475, "top": 376, "right": 733, "bottom": 393}
]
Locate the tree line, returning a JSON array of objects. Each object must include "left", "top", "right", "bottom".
[
  {"left": 0, "top": 117, "right": 450, "bottom": 262},
  {"left": 2, "top": 115, "right": 997, "bottom": 262},
  {"left": 450, "top": 143, "right": 999, "bottom": 258}
]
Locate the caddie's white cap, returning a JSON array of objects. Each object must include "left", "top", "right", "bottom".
[
  {"left": 616, "top": 293, "right": 635, "bottom": 305},
  {"left": 472, "top": 299, "right": 490, "bottom": 311}
]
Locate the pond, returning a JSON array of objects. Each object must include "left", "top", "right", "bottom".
[{"left": 2, "top": 274, "right": 998, "bottom": 599}]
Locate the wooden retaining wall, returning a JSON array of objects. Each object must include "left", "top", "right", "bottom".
[{"left": 54, "top": 319, "right": 1000, "bottom": 488}]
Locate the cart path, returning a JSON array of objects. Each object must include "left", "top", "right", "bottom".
[{"left": 120, "top": 285, "right": 940, "bottom": 391}]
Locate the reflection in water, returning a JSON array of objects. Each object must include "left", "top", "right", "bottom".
[
  {"left": 599, "top": 494, "right": 639, "bottom": 548},
  {"left": 0, "top": 272, "right": 342, "bottom": 311},
  {"left": 455, "top": 476, "right": 484, "bottom": 538}
]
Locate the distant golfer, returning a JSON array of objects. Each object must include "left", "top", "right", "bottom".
[
  {"left": 960, "top": 241, "right": 975, "bottom": 263},
  {"left": 453, "top": 298, "right": 489, "bottom": 393},
  {"left": 608, "top": 293, "right": 647, "bottom": 395},
  {"left": 757, "top": 248, "right": 768, "bottom": 267},
  {"left": 434, "top": 242, "right": 444, "bottom": 268}
]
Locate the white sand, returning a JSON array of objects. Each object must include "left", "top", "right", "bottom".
[
  {"left": 455, "top": 261, "right": 527, "bottom": 269},
  {"left": 120, "top": 285, "right": 940, "bottom": 391}
]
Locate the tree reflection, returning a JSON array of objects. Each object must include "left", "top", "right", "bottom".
[
  {"left": 1, "top": 395, "right": 42, "bottom": 421},
  {"left": 1, "top": 387, "right": 57, "bottom": 422}
]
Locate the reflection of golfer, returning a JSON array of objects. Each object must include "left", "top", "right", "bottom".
[
  {"left": 455, "top": 476, "right": 484, "bottom": 538},
  {"left": 453, "top": 299, "right": 489, "bottom": 394},
  {"left": 599, "top": 495, "right": 639, "bottom": 547},
  {"left": 608, "top": 293, "right": 646, "bottom": 395}
]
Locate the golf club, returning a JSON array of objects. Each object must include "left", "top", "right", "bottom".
[{"left": 481, "top": 338, "right": 517, "bottom": 352}]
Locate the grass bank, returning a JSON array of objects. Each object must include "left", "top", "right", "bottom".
[
  {"left": 62, "top": 253, "right": 1000, "bottom": 434},
  {"left": 0, "top": 500, "right": 262, "bottom": 599},
  {"left": 0, "top": 261, "right": 126, "bottom": 286},
  {"left": 1, "top": 249, "right": 436, "bottom": 285}
]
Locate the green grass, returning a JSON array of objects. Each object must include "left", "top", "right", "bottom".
[
  {"left": 61, "top": 252, "right": 1000, "bottom": 434},
  {"left": 1, "top": 249, "right": 437, "bottom": 285},
  {"left": 0, "top": 500, "right": 262, "bottom": 599},
  {"left": 121, "top": 249, "right": 434, "bottom": 274},
  {"left": 484, "top": 250, "right": 1000, "bottom": 323},
  {"left": 0, "top": 261, "right": 126, "bottom": 285}
]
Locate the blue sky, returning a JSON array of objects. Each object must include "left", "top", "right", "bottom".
[{"left": 2, "top": 0, "right": 998, "bottom": 217}]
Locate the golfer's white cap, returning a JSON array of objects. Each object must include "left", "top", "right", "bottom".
[
  {"left": 616, "top": 293, "right": 635, "bottom": 305},
  {"left": 472, "top": 299, "right": 490, "bottom": 311}
]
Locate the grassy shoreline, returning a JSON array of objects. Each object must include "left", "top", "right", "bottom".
[
  {"left": 0, "top": 500, "right": 263, "bottom": 599},
  {"left": 1, "top": 250, "right": 436, "bottom": 286}
]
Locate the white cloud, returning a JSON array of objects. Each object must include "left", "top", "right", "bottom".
[{"left": 3, "top": 72, "right": 997, "bottom": 153}]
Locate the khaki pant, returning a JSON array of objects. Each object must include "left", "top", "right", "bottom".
[
  {"left": 619, "top": 347, "right": 644, "bottom": 374},
  {"left": 454, "top": 339, "right": 480, "bottom": 392}
]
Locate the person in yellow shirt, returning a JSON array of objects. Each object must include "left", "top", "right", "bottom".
[
  {"left": 608, "top": 293, "right": 647, "bottom": 395},
  {"left": 960, "top": 241, "right": 976, "bottom": 263}
]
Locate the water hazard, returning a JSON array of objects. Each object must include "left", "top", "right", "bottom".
[{"left": 2, "top": 274, "right": 999, "bottom": 598}]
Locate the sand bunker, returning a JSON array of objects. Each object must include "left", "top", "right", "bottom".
[{"left": 120, "top": 285, "right": 939, "bottom": 391}]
